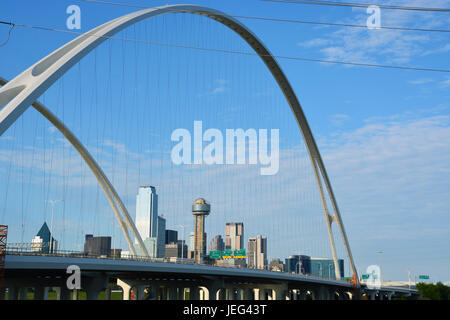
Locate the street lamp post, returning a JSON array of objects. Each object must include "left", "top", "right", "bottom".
[{"left": 47, "top": 199, "right": 63, "bottom": 254}]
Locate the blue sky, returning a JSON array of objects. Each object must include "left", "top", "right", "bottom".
[{"left": 0, "top": 0, "right": 449, "bottom": 282}]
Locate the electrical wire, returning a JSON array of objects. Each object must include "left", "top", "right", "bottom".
[
  {"left": 1, "top": 20, "right": 449, "bottom": 73},
  {"left": 0, "top": 21, "right": 14, "bottom": 47},
  {"left": 80, "top": 0, "right": 450, "bottom": 33},
  {"left": 233, "top": 14, "right": 450, "bottom": 33},
  {"left": 262, "top": 0, "right": 450, "bottom": 13}
]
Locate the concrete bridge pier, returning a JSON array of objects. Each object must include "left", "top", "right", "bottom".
[
  {"left": 166, "top": 286, "right": 179, "bottom": 300},
  {"left": 313, "top": 286, "right": 333, "bottom": 300},
  {"left": 53, "top": 286, "right": 71, "bottom": 300},
  {"left": 199, "top": 287, "right": 208, "bottom": 300},
  {"left": 117, "top": 279, "right": 132, "bottom": 300},
  {"left": 83, "top": 275, "right": 109, "bottom": 300},
  {"left": 34, "top": 286, "right": 49, "bottom": 300},
  {"left": 242, "top": 287, "right": 254, "bottom": 300},
  {"left": 256, "top": 288, "right": 267, "bottom": 300},
  {"left": 368, "top": 291, "right": 377, "bottom": 300},
  {"left": 225, "top": 287, "right": 237, "bottom": 300},
  {"left": 299, "top": 290, "right": 309, "bottom": 300},
  {"left": 134, "top": 285, "right": 147, "bottom": 300},
  {"left": 272, "top": 284, "right": 289, "bottom": 300},
  {"left": 19, "top": 287, "right": 28, "bottom": 300},
  {"left": 189, "top": 286, "right": 199, "bottom": 300},
  {"left": 290, "top": 289, "right": 298, "bottom": 300},
  {"left": 178, "top": 287, "right": 186, "bottom": 300},
  {"left": 159, "top": 286, "right": 167, "bottom": 300},
  {"left": 7, "top": 287, "right": 19, "bottom": 300}
]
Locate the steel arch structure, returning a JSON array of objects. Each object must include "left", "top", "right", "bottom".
[{"left": 0, "top": 4, "right": 357, "bottom": 282}]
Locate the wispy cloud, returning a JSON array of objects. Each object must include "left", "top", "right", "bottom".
[
  {"left": 298, "top": 0, "right": 450, "bottom": 65},
  {"left": 329, "top": 113, "right": 351, "bottom": 126},
  {"left": 408, "top": 78, "right": 434, "bottom": 85},
  {"left": 440, "top": 78, "right": 450, "bottom": 88},
  {"left": 200, "top": 79, "right": 229, "bottom": 96}
]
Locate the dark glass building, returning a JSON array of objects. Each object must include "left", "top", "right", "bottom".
[
  {"left": 32, "top": 222, "right": 57, "bottom": 254},
  {"left": 285, "top": 255, "right": 345, "bottom": 279},
  {"left": 285, "top": 255, "right": 311, "bottom": 274},
  {"left": 84, "top": 234, "right": 111, "bottom": 257},
  {"left": 165, "top": 229, "right": 178, "bottom": 244},
  {"left": 164, "top": 240, "right": 188, "bottom": 259},
  {"left": 310, "top": 258, "right": 344, "bottom": 279}
]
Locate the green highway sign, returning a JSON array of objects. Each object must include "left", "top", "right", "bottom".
[
  {"left": 233, "top": 249, "right": 246, "bottom": 258},
  {"left": 209, "top": 251, "right": 222, "bottom": 259},
  {"left": 419, "top": 275, "right": 430, "bottom": 280},
  {"left": 209, "top": 249, "right": 246, "bottom": 259},
  {"left": 222, "top": 249, "right": 232, "bottom": 259},
  {"left": 362, "top": 274, "right": 370, "bottom": 280}
]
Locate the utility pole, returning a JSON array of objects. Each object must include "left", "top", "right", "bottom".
[{"left": 47, "top": 200, "right": 63, "bottom": 254}]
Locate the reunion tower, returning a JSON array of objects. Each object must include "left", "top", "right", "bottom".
[{"left": 192, "top": 198, "right": 210, "bottom": 263}]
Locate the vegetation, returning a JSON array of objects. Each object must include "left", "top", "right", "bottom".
[
  {"left": 416, "top": 282, "right": 450, "bottom": 300},
  {"left": 4, "top": 288, "right": 123, "bottom": 300}
]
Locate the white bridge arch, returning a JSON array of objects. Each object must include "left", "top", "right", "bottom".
[{"left": 0, "top": 4, "right": 357, "bottom": 282}]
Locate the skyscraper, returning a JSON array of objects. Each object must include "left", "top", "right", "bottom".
[
  {"left": 165, "top": 229, "right": 178, "bottom": 244},
  {"left": 192, "top": 198, "right": 210, "bottom": 263},
  {"left": 157, "top": 216, "right": 166, "bottom": 257},
  {"left": 31, "top": 222, "right": 57, "bottom": 254},
  {"left": 285, "top": 255, "right": 311, "bottom": 274},
  {"left": 189, "top": 232, "right": 195, "bottom": 251},
  {"left": 84, "top": 234, "right": 111, "bottom": 257},
  {"left": 310, "top": 257, "right": 344, "bottom": 279},
  {"left": 165, "top": 241, "right": 188, "bottom": 259},
  {"left": 248, "top": 235, "right": 268, "bottom": 270},
  {"left": 134, "top": 186, "right": 165, "bottom": 258},
  {"left": 225, "top": 222, "right": 244, "bottom": 251},
  {"left": 209, "top": 234, "right": 224, "bottom": 252}
]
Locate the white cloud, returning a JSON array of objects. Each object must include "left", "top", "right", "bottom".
[
  {"left": 408, "top": 78, "right": 434, "bottom": 85},
  {"left": 298, "top": 0, "right": 450, "bottom": 65},
  {"left": 440, "top": 78, "right": 450, "bottom": 88},
  {"left": 330, "top": 113, "right": 351, "bottom": 126}
]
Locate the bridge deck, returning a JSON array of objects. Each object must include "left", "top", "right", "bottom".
[{"left": 5, "top": 253, "right": 353, "bottom": 288}]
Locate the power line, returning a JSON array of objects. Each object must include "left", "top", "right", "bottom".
[
  {"left": 234, "top": 14, "right": 450, "bottom": 33},
  {"left": 81, "top": 0, "right": 450, "bottom": 33},
  {"left": 262, "top": 0, "right": 450, "bottom": 13},
  {"left": 1, "top": 20, "right": 449, "bottom": 73}
]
